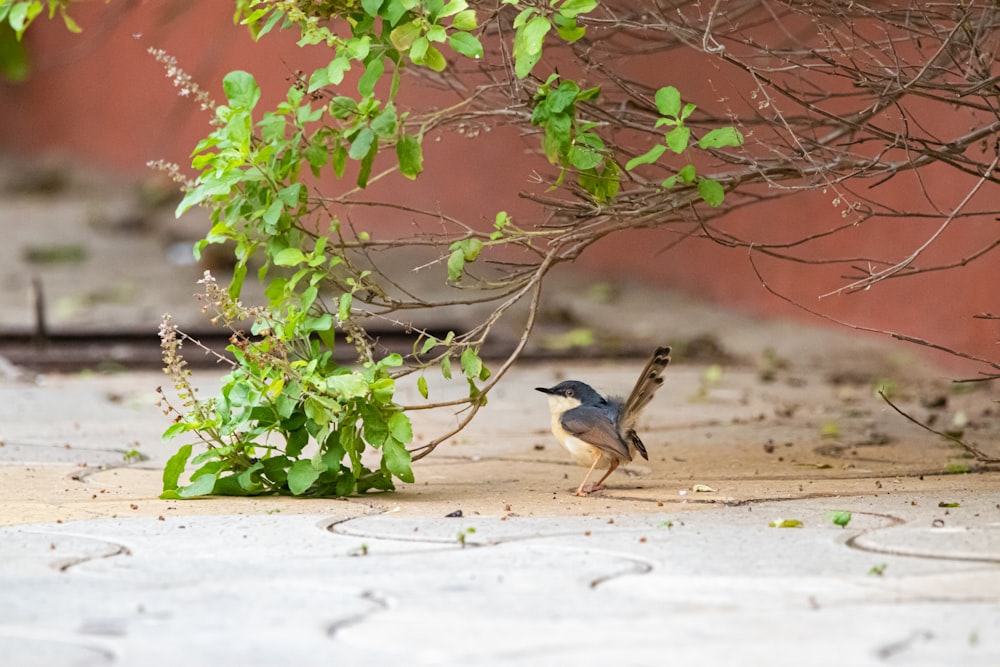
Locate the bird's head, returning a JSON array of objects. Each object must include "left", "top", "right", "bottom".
[{"left": 535, "top": 380, "right": 603, "bottom": 413}]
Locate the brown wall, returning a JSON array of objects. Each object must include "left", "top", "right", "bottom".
[{"left": 2, "top": 2, "right": 997, "bottom": 372}]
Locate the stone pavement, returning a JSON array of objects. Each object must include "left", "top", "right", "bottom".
[
  {"left": 1, "top": 153, "right": 999, "bottom": 665},
  {"left": 1, "top": 352, "right": 999, "bottom": 666}
]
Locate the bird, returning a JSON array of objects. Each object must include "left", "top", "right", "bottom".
[{"left": 535, "top": 346, "right": 671, "bottom": 496}]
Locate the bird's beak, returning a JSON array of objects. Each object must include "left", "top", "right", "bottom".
[{"left": 534, "top": 387, "right": 554, "bottom": 394}]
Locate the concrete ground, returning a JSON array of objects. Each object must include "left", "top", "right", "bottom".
[
  {"left": 1, "top": 351, "right": 999, "bottom": 666},
  {"left": 1, "top": 155, "right": 999, "bottom": 664}
]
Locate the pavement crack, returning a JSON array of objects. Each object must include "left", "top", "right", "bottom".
[
  {"left": 845, "top": 532, "right": 1000, "bottom": 565},
  {"left": 25, "top": 529, "right": 133, "bottom": 572},
  {"left": 324, "top": 590, "right": 390, "bottom": 638},
  {"left": 321, "top": 513, "right": 487, "bottom": 551},
  {"left": 0, "top": 627, "right": 116, "bottom": 665},
  {"left": 874, "top": 629, "right": 934, "bottom": 661},
  {"left": 843, "top": 511, "right": 1000, "bottom": 565},
  {"left": 587, "top": 551, "right": 654, "bottom": 589}
]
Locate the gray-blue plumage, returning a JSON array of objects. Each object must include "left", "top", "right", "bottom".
[{"left": 535, "top": 346, "right": 671, "bottom": 495}]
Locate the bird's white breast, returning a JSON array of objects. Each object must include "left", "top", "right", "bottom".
[
  {"left": 560, "top": 433, "right": 608, "bottom": 467},
  {"left": 545, "top": 399, "right": 611, "bottom": 468}
]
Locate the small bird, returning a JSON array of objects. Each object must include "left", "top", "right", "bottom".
[{"left": 536, "top": 346, "right": 671, "bottom": 496}]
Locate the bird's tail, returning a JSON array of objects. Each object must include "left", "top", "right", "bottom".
[
  {"left": 627, "top": 430, "right": 649, "bottom": 460},
  {"left": 623, "top": 345, "right": 671, "bottom": 427}
]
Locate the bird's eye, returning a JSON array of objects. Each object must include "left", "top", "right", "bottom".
[{"left": 565, "top": 388, "right": 574, "bottom": 397}]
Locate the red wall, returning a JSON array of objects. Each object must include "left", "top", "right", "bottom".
[{"left": 2, "top": 2, "right": 997, "bottom": 372}]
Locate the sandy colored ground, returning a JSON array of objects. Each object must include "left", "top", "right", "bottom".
[{"left": 3, "top": 362, "right": 998, "bottom": 527}]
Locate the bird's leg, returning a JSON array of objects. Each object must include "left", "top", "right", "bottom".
[
  {"left": 574, "top": 457, "right": 602, "bottom": 497},
  {"left": 587, "top": 459, "right": 619, "bottom": 493}
]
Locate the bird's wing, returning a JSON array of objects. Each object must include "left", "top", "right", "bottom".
[
  {"left": 561, "top": 406, "right": 631, "bottom": 461},
  {"left": 623, "top": 345, "right": 671, "bottom": 427}
]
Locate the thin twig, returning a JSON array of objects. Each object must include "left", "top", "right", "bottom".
[
  {"left": 748, "top": 246, "right": 1000, "bottom": 371},
  {"left": 820, "top": 154, "right": 1000, "bottom": 298},
  {"left": 877, "top": 390, "right": 999, "bottom": 465}
]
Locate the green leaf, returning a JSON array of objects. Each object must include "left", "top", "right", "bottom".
[
  {"left": 357, "top": 138, "right": 378, "bottom": 188},
  {"left": 385, "top": 0, "right": 412, "bottom": 25},
  {"left": 440, "top": 354, "right": 452, "bottom": 379},
  {"left": 460, "top": 347, "right": 482, "bottom": 379},
  {"left": 328, "top": 373, "right": 370, "bottom": 399},
  {"left": 456, "top": 237, "right": 482, "bottom": 261},
  {"left": 329, "top": 96, "right": 358, "bottom": 119},
  {"left": 362, "top": 0, "right": 385, "bottom": 16},
  {"left": 396, "top": 133, "right": 424, "bottom": 179},
  {"left": 512, "top": 7, "right": 535, "bottom": 29},
  {"left": 361, "top": 407, "right": 389, "bottom": 447},
  {"left": 828, "top": 510, "right": 852, "bottom": 527},
  {"left": 678, "top": 163, "right": 697, "bottom": 184},
  {"left": 358, "top": 56, "right": 384, "bottom": 97},
  {"left": 175, "top": 185, "right": 209, "bottom": 217},
  {"left": 579, "top": 160, "right": 619, "bottom": 205},
  {"left": 288, "top": 459, "right": 321, "bottom": 495},
  {"left": 439, "top": 0, "right": 469, "bottom": 17},
  {"left": 447, "top": 248, "right": 465, "bottom": 282},
  {"left": 452, "top": 8, "right": 477, "bottom": 30},
  {"left": 698, "top": 177, "right": 725, "bottom": 206},
  {"left": 555, "top": 19, "right": 586, "bottom": 43},
  {"left": 308, "top": 65, "right": 332, "bottom": 93},
  {"left": 654, "top": 86, "right": 681, "bottom": 117},
  {"left": 768, "top": 518, "right": 804, "bottom": 528},
  {"left": 162, "top": 422, "right": 189, "bottom": 440},
  {"left": 424, "top": 45, "right": 447, "bottom": 72},
  {"left": 303, "top": 313, "right": 333, "bottom": 334},
  {"left": 390, "top": 20, "right": 423, "bottom": 51},
  {"left": 304, "top": 396, "right": 331, "bottom": 427},
  {"left": 60, "top": 9, "right": 81, "bottom": 34},
  {"left": 410, "top": 35, "right": 429, "bottom": 62},
  {"left": 558, "top": 0, "right": 597, "bottom": 19},
  {"left": 178, "top": 473, "right": 217, "bottom": 498},
  {"left": 426, "top": 25, "right": 447, "bottom": 43},
  {"left": 286, "top": 428, "right": 309, "bottom": 458},
  {"left": 665, "top": 126, "right": 691, "bottom": 153},
  {"left": 569, "top": 144, "right": 603, "bottom": 170},
  {"left": 546, "top": 81, "right": 580, "bottom": 113},
  {"left": 383, "top": 436, "right": 414, "bottom": 483},
  {"left": 380, "top": 353, "right": 404, "bottom": 368},
  {"left": 698, "top": 126, "right": 745, "bottom": 149},
  {"left": 449, "top": 31, "right": 483, "bottom": 59},
  {"left": 8, "top": 1, "right": 42, "bottom": 38},
  {"left": 338, "top": 292, "right": 353, "bottom": 321},
  {"left": 417, "top": 375, "right": 429, "bottom": 399},
  {"left": 223, "top": 71, "right": 261, "bottom": 110},
  {"left": 625, "top": 143, "right": 667, "bottom": 171},
  {"left": 273, "top": 247, "right": 306, "bottom": 266},
  {"left": 277, "top": 183, "right": 303, "bottom": 207},
  {"left": 387, "top": 411, "right": 413, "bottom": 443},
  {"left": 229, "top": 262, "right": 247, "bottom": 299},
  {"left": 214, "top": 471, "right": 262, "bottom": 496},
  {"left": 514, "top": 15, "right": 551, "bottom": 78},
  {"left": 332, "top": 144, "right": 347, "bottom": 178},
  {"left": 349, "top": 127, "right": 376, "bottom": 160},
  {"left": 262, "top": 198, "right": 283, "bottom": 228},
  {"left": 370, "top": 103, "right": 398, "bottom": 136},
  {"left": 161, "top": 443, "right": 192, "bottom": 492},
  {"left": 541, "top": 113, "right": 572, "bottom": 163}
]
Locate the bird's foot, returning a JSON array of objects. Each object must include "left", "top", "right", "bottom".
[{"left": 574, "top": 483, "right": 607, "bottom": 496}]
